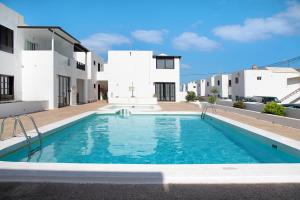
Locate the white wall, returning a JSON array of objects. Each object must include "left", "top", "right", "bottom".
[
  {"left": 87, "top": 52, "right": 103, "bottom": 102},
  {"left": 213, "top": 74, "right": 230, "bottom": 98},
  {"left": 205, "top": 76, "right": 215, "bottom": 96},
  {"left": 104, "top": 51, "right": 181, "bottom": 103},
  {"left": 187, "top": 81, "right": 197, "bottom": 95},
  {"left": 197, "top": 79, "right": 206, "bottom": 97},
  {"left": 0, "top": 101, "right": 48, "bottom": 118},
  {"left": 0, "top": 3, "right": 25, "bottom": 101},
  {"left": 22, "top": 51, "right": 54, "bottom": 108}
]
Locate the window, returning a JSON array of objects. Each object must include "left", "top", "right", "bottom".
[
  {"left": 217, "top": 80, "right": 220, "bottom": 86},
  {"left": 193, "top": 86, "right": 196, "bottom": 88},
  {"left": 98, "top": 63, "right": 104, "bottom": 72},
  {"left": 0, "top": 25, "right": 14, "bottom": 53},
  {"left": 93, "top": 61, "right": 96, "bottom": 66},
  {"left": 94, "top": 84, "right": 96, "bottom": 88},
  {"left": 257, "top": 76, "right": 262, "bottom": 80},
  {"left": 156, "top": 58, "right": 174, "bottom": 69},
  {"left": 235, "top": 77, "right": 239, "bottom": 84},
  {"left": 228, "top": 80, "right": 232, "bottom": 87},
  {"left": 25, "top": 40, "right": 38, "bottom": 50},
  {"left": 207, "top": 82, "right": 209, "bottom": 87},
  {"left": 0, "top": 74, "right": 14, "bottom": 101}
]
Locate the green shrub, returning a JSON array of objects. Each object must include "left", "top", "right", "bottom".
[
  {"left": 185, "top": 91, "right": 197, "bottom": 102},
  {"left": 263, "top": 102, "right": 285, "bottom": 116},
  {"left": 233, "top": 101, "right": 246, "bottom": 109},
  {"left": 208, "top": 96, "right": 216, "bottom": 104}
]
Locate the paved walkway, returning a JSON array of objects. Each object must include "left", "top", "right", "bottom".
[
  {"left": 159, "top": 102, "right": 300, "bottom": 141},
  {"left": 0, "top": 101, "right": 107, "bottom": 139}
]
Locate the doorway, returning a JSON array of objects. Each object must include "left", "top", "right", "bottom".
[
  {"left": 58, "top": 75, "right": 70, "bottom": 108},
  {"left": 155, "top": 82, "right": 175, "bottom": 101}
]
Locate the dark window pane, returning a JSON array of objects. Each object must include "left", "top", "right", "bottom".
[
  {"left": 156, "top": 58, "right": 165, "bottom": 69},
  {"left": 0, "top": 25, "right": 14, "bottom": 53},
  {"left": 165, "top": 59, "right": 174, "bottom": 69}
]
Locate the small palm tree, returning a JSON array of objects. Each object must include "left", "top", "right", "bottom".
[
  {"left": 208, "top": 87, "right": 218, "bottom": 104},
  {"left": 210, "top": 87, "right": 218, "bottom": 97}
]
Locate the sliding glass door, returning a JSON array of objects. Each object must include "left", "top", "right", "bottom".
[
  {"left": 155, "top": 82, "right": 175, "bottom": 101},
  {"left": 58, "top": 75, "right": 70, "bottom": 108}
]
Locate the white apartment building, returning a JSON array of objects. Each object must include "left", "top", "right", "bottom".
[
  {"left": 0, "top": 3, "right": 103, "bottom": 110},
  {"left": 197, "top": 79, "right": 206, "bottom": 97},
  {"left": 205, "top": 76, "right": 215, "bottom": 96},
  {"left": 186, "top": 81, "right": 197, "bottom": 95},
  {"left": 98, "top": 51, "right": 182, "bottom": 104},
  {"left": 213, "top": 74, "right": 232, "bottom": 99},
  {"left": 231, "top": 67, "right": 300, "bottom": 103}
]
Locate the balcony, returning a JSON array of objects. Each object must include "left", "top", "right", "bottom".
[{"left": 76, "top": 61, "right": 86, "bottom": 71}]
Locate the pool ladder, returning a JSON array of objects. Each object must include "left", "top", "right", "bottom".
[
  {"left": 117, "top": 108, "right": 131, "bottom": 117},
  {"left": 0, "top": 114, "right": 43, "bottom": 158},
  {"left": 201, "top": 103, "right": 216, "bottom": 119}
]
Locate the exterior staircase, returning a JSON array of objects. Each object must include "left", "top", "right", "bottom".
[{"left": 280, "top": 88, "right": 300, "bottom": 103}]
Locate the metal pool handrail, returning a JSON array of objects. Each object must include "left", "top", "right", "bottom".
[{"left": 0, "top": 114, "right": 43, "bottom": 158}]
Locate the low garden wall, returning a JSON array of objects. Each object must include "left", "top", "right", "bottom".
[
  {"left": 0, "top": 101, "right": 49, "bottom": 118},
  {"left": 199, "top": 102, "right": 300, "bottom": 130},
  {"left": 216, "top": 100, "right": 300, "bottom": 120}
]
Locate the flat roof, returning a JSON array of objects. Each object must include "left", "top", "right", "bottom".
[
  {"left": 18, "top": 26, "right": 80, "bottom": 44},
  {"left": 153, "top": 55, "right": 182, "bottom": 59}
]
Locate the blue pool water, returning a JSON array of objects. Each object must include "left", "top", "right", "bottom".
[{"left": 1, "top": 114, "right": 300, "bottom": 164}]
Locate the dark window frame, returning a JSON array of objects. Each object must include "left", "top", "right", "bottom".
[
  {"left": 228, "top": 80, "right": 232, "bottom": 87},
  {"left": 235, "top": 77, "right": 239, "bottom": 84},
  {"left": 257, "top": 76, "right": 262, "bottom": 80},
  {"left": 156, "top": 58, "right": 174, "bottom": 69},
  {"left": 0, "top": 74, "right": 14, "bottom": 101},
  {"left": 217, "top": 80, "right": 220, "bottom": 86},
  {"left": 0, "top": 24, "right": 14, "bottom": 54},
  {"left": 154, "top": 82, "right": 176, "bottom": 101}
]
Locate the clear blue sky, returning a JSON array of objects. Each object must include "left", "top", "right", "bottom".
[{"left": 2, "top": 0, "right": 300, "bottom": 82}]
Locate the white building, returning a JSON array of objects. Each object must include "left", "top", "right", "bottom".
[
  {"left": 98, "top": 51, "right": 182, "bottom": 104},
  {"left": 0, "top": 3, "right": 103, "bottom": 110},
  {"left": 196, "top": 79, "right": 206, "bottom": 97},
  {"left": 186, "top": 81, "right": 197, "bottom": 95},
  {"left": 205, "top": 76, "right": 215, "bottom": 96},
  {"left": 231, "top": 67, "right": 300, "bottom": 103},
  {"left": 213, "top": 74, "right": 232, "bottom": 99}
]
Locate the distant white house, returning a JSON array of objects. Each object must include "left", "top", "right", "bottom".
[
  {"left": 197, "top": 79, "right": 206, "bottom": 97},
  {"left": 200, "top": 66, "right": 300, "bottom": 103},
  {"left": 205, "top": 76, "right": 215, "bottom": 96},
  {"left": 186, "top": 81, "right": 197, "bottom": 95},
  {"left": 98, "top": 51, "right": 182, "bottom": 104},
  {"left": 213, "top": 74, "right": 232, "bottom": 99},
  {"left": 231, "top": 67, "right": 300, "bottom": 103}
]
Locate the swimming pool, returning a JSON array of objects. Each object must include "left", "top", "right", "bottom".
[{"left": 1, "top": 114, "right": 300, "bottom": 164}]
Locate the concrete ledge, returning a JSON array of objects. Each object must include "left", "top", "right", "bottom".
[
  {"left": 0, "top": 101, "right": 49, "bottom": 118},
  {"left": 217, "top": 100, "right": 300, "bottom": 119},
  {"left": 0, "top": 162, "right": 300, "bottom": 184}
]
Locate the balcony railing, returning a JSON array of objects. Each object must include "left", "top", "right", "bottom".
[{"left": 76, "top": 61, "right": 86, "bottom": 71}]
